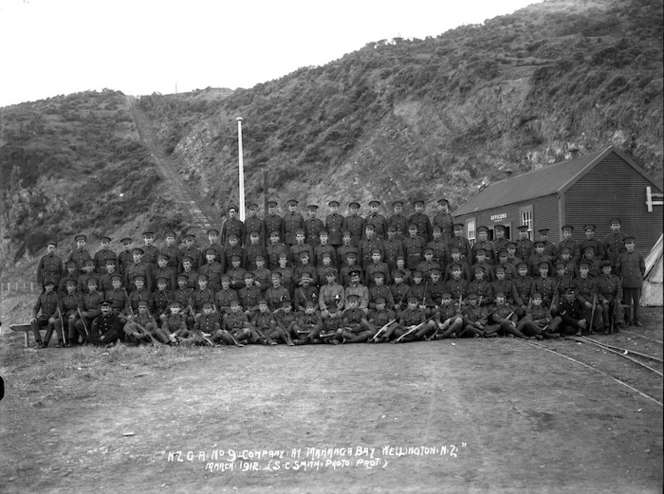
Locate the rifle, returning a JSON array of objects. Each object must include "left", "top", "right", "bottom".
[
  {"left": 370, "top": 318, "right": 397, "bottom": 342},
  {"left": 550, "top": 279, "right": 561, "bottom": 312},
  {"left": 74, "top": 294, "right": 89, "bottom": 337},
  {"left": 589, "top": 294, "right": 597, "bottom": 335},
  {"left": 223, "top": 329, "right": 245, "bottom": 347},
  {"left": 271, "top": 310, "right": 295, "bottom": 346},
  {"left": 122, "top": 288, "right": 160, "bottom": 345},
  {"left": 56, "top": 301, "right": 66, "bottom": 345},
  {"left": 395, "top": 314, "right": 437, "bottom": 343}
]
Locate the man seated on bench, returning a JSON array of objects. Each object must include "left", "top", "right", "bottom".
[{"left": 30, "top": 278, "right": 61, "bottom": 348}]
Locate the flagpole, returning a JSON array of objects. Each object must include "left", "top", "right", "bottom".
[{"left": 236, "top": 117, "right": 246, "bottom": 221}]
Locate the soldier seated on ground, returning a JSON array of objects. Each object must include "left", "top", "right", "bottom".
[{"left": 89, "top": 302, "right": 123, "bottom": 347}]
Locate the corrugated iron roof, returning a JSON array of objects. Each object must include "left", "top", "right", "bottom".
[{"left": 453, "top": 146, "right": 612, "bottom": 216}]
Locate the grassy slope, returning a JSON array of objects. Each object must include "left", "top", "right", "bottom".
[{"left": 139, "top": 0, "right": 662, "bottom": 214}]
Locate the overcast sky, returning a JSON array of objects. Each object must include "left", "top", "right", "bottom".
[{"left": 0, "top": 0, "right": 538, "bottom": 107}]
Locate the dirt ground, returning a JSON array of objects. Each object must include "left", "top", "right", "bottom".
[{"left": 0, "top": 309, "right": 662, "bottom": 493}]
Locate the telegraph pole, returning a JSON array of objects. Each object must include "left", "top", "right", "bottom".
[{"left": 236, "top": 117, "right": 246, "bottom": 221}]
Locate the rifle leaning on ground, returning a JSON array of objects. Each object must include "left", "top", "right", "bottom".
[
  {"left": 588, "top": 294, "right": 597, "bottom": 335},
  {"left": 122, "top": 288, "right": 160, "bottom": 345},
  {"left": 370, "top": 318, "right": 398, "bottom": 342},
  {"left": 394, "top": 313, "right": 437, "bottom": 343},
  {"left": 271, "top": 309, "right": 295, "bottom": 346},
  {"left": 73, "top": 293, "right": 89, "bottom": 338},
  {"left": 56, "top": 300, "right": 66, "bottom": 346}
]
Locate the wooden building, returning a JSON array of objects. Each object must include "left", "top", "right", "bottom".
[{"left": 452, "top": 145, "right": 663, "bottom": 254}]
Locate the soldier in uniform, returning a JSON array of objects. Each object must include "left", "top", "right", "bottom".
[
  {"left": 579, "top": 224, "right": 604, "bottom": 261},
  {"left": 264, "top": 272, "right": 290, "bottom": 312},
  {"left": 89, "top": 302, "right": 123, "bottom": 346},
  {"left": 293, "top": 270, "right": 318, "bottom": 310},
  {"left": 290, "top": 229, "right": 313, "bottom": 267},
  {"left": 200, "top": 228, "right": 225, "bottom": 270},
  {"left": 318, "top": 268, "right": 344, "bottom": 319},
  {"left": 244, "top": 203, "right": 266, "bottom": 247},
  {"left": 484, "top": 292, "right": 525, "bottom": 338},
  {"left": 180, "top": 234, "right": 201, "bottom": 272},
  {"left": 444, "top": 247, "right": 471, "bottom": 282},
  {"left": 225, "top": 255, "right": 246, "bottom": 291},
  {"left": 528, "top": 241, "right": 553, "bottom": 277},
  {"left": 161, "top": 232, "right": 181, "bottom": 273},
  {"left": 118, "top": 237, "right": 135, "bottom": 276},
  {"left": 264, "top": 201, "right": 285, "bottom": 244},
  {"left": 344, "top": 268, "right": 369, "bottom": 313},
  {"left": 387, "top": 200, "right": 409, "bottom": 240},
  {"left": 252, "top": 255, "right": 272, "bottom": 295},
  {"left": 365, "top": 200, "right": 387, "bottom": 240},
  {"left": 472, "top": 226, "right": 495, "bottom": 264},
  {"left": 368, "top": 272, "right": 394, "bottom": 311},
  {"left": 123, "top": 300, "right": 160, "bottom": 345},
  {"left": 303, "top": 204, "right": 324, "bottom": 247},
  {"left": 390, "top": 270, "right": 411, "bottom": 314},
  {"left": 224, "top": 234, "right": 245, "bottom": 269},
  {"left": 293, "top": 300, "right": 324, "bottom": 344},
  {"left": 366, "top": 297, "right": 397, "bottom": 342},
  {"left": 30, "top": 278, "right": 61, "bottom": 348},
  {"left": 548, "top": 288, "right": 586, "bottom": 336},
  {"left": 597, "top": 260, "right": 624, "bottom": 333},
  {"left": 428, "top": 293, "right": 464, "bottom": 339},
  {"left": 603, "top": 218, "right": 628, "bottom": 269},
  {"left": 468, "top": 265, "right": 493, "bottom": 307},
  {"left": 432, "top": 198, "right": 454, "bottom": 243},
  {"left": 383, "top": 226, "right": 405, "bottom": 272},
  {"left": 58, "top": 259, "right": 80, "bottom": 294},
  {"left": 448, "top": 223, "right": 472, "bottom": 262},
  {"left": 127, "top": 275, "right": 152, "bottom": 318},
  {"left": 125, "top": 247, "right": 153, "bottom": 293},
  {"left": 150, "top": 277, "right": 173, "bottom": 322},
  {"left": 37, "top": 241, "right": 64, "bottom": 289},
  {"left": 575, "top": 261, "right": 603, "bottom": 332},
  {"left": 153, "top": 253, "right": 177, "bottom": 292},
  {"left": 616, "top": 236, "right": 645, "bottom": 327},
  {"left": 243, "top": 231, "right": 267, "bottom": 271},
  {"left": 265, "top": 230, "right": 289, "bottom": 270},
  {"left": 403, "top": 224, "right": 426, "bottom": 270},
  {"left": 536, "top": 229, "right": 558, "bottom": 259},
  {"left": 387, "top": 296, "right": 427, "bottom": 342},
  {"left": 239, "top": 272, "right": 262, "bottom": 316},
  {"left": 444, "top": 264, "right": 468, "bottom": 304},
  {"left": 492, "top": 225, "right": 510, "bottom": 255},
  {"left": 409, "top": 200, "right": 432, "bottom": 244},
  {"left": 314, "top": 231, "right": 337, "bottom": 268},
  {"left": 58, "top": 279, "right": 81, "bottom": 347},
  {"left": 342, "top": 202, "right": 365, "bottom": 247},
  {"left": 511, "top": 262, "right": 534, "bottom": 318},
  {"left": 325, "top": 200, "right": 345, "bottom": 247},
  {"left": 105, "top": 273, "right": 129, "bottom": 323},
  {"left": 274, "top": 253, "right": 295, "bottom": 295},
  {"left": 99, "top": 259, "right": 120, "bottom": 293},
  {"left": 67, "top": 234, "right": 92, "bottom": 271},
  {"left": 336, "top": 232, "right": 356, "bottom": 269},
  {"left": 339, "top": 294, "right": 373, "bottom": 343},
  {"left": 515, "top": 292, "right": 551, "bottom": 339},
  {"left": 221, "top": 206, "right": 245, "bottom": 246},
  {"left": 215, "top": 275, "right": 240, "bottom": 315},
  {"left": 283, "top": 199, "right": 304, "bottom": 247},
  {"left": 427, "top": 226, "right": 450, "bottom": 269},
  {"left": 141, "top": 231, "right": 159, "bottom": 267},
  {"left": 77, "top": 259, "right": 100, "bottom": 294},
  {"left": 558, "top": 224, "right": 580, "bottom": 264},
  {"left": 74, "top": 278, "right": 104, "bottom": 343},
  {"left": 359, "top": 224, "right": 384, "bottom": 269},
  {"left": 221, "top": 299, "right": 254, "bottom": 345},
  {"left": 514, "top": 225, "right": 534, "bottom": 263}
]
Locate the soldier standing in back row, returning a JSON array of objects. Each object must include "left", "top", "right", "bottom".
[
  {"left": 67, "top": 234, "right": 92, "bottom": 271},
  {"left": 603, "top": 218, "right": 628, "bottom": 269},
  {"left": 557, "top": 224, "right": 580, "bottom": 264},
  {"left": 325, "top": 200, "right": 345, "bottom": 247},
  {"left": 409, "top": 200, "right": 432, "bottom": 244},
  {"left": 283, "top": 199, "right": 304, "bottom": 247},
  {"left": 264, "top": 201, "right": 285, "bottom": 243},
  {"left": 365, "top": 200, "right": 387, "bottom": 240},
  {"left": 37, "top": 241, "right": 64, "bottom": 289},
  {"left": 221, "top": 206, "right": 245, "bottom": 246},
  {"left": 94, "top": 236, "right": 117, "bottom": 275},
  {"left": 343, "top": 202, "right": 365, "bottom": 247},
  {"left": 387, "top": 200, "right": 409, "bottom": 240},
  {"left": 514, "top": 226, "right": 533, "bottom": 263},
  {"left": 578, "top": 224, "right": 604, "bottom": 261},
  {"left": 244, "top": 203, "right": 266, "bottom": 247},
  {"left": 615, "top": 236, "right": 645, "bottom": 327},
  {"left": 432, "top": 198, "right": 454, "bottom": 243}
]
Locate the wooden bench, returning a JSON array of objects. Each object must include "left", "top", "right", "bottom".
[{"left": 10, "top": 324, "right": 35, "bottom": 347}]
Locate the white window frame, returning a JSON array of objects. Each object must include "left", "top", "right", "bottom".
[
  {"left": 519, "top": 206, "right": 533, "bottom": 240},
  {"left": 466, "top": 218, "right": 476, "bottom": 245}
]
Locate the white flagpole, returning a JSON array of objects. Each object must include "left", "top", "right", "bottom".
[{"left": 236, "top": 117, "right": 246, "bottom": 221}]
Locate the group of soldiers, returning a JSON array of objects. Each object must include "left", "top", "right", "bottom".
[{"left": 30, "top": 199, "right": 647, "bottom": 348}]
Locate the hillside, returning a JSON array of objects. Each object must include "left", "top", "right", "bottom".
[
  {"left": 139, "top": 0, "right": 663, "bottom": 214},
  {"left": 0, "top": 0, "right": 662, "bottom": 272}
]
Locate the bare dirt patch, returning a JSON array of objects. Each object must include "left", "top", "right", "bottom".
[{"left": 1, "top": 309, "right": 662, "bottom": 493}]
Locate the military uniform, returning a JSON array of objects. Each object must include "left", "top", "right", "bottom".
[
  {"left": 365, "top": 203, "right": 387, "bottom": 239},
  {"left": 325, "top": 201, "right": 345, "bottom": 246},
  {"left": 244, "top": 207, "right": 266, "bottom": 247},
  {"left": 387, "top": 203, "right": 409, "bottom": 240},
  {"left": 303, "top": 206, "right": 325, "bottom": 246},
  {"left": 264, "top": 284, "right": 290, "bottom": 312},
  {"left": 37, "top": 246, "right": 64, "bottom": 288},
  {"left": 342, "top": 204, "right": 365, "bottom": 247},
  {"left": 30, "top": 285, "right": 60, "bottom": 347},
  {"left": 403, "top": 234, "right": 425, "bottom": 270},
  {"left": 283, "top": 201, "right": 304, "bottom": 246},
  {"left": 89, "top": 305, "right": 123, "bottom": 346},
  {"left": 432, "top": 200, "right": 454, "bottom": 243},
  {"left": 408, "top": 205, "right": 432, "bottom": 243},
  {"left": 221, "top": 209, "right": 245, "bottom": 246},
  {"left": 215, "top": 286, "right": 240, "bottom": 314}
]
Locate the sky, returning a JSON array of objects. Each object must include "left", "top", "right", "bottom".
[{"left": 0, "top": 0, "right": 538, "bottom": 107}]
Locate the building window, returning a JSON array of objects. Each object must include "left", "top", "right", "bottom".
[
  {"left": 519, "top": 206, "right": 533, "bottom": 240},
  {"left": 466, "top": 218, "right": 476, "bottom": 245}
]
